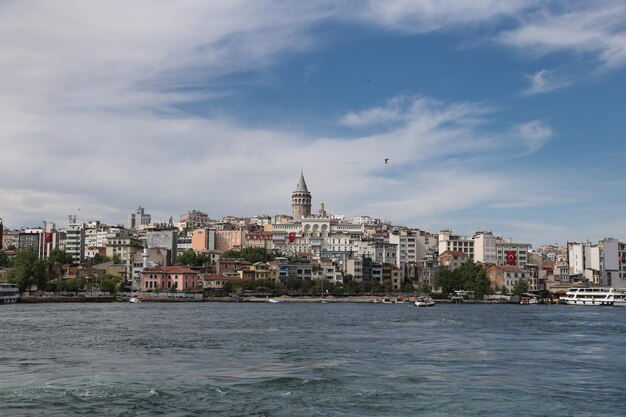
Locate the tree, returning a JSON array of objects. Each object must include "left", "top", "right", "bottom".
[
  {"left": 418, "top": 282, "right": 432, "bottom": 295},
  {"left": 402, "top": 282, "right": 415, "bottom": 293},
  {"left": 6, "top": 247, "right": 44, "bottom": 291},
  {"left": 176, "top": 249, "right": 211, "bottom": 267},
  {"left": 434, "top": 266, "right": 459, "bottom": 295},
  {"left": 64, "top": 277, "right": 86, "bottom": 292},
  {"left": 0, "top": 251, "right": 9, "bottom": 267},
  {"left": 511, "top": 278, "right": 529, "bottom": 296},
  {"left": 47, "top": 249, "right": 73, "bottom": 266},
  {"left": 112, "top": 254, "right": 122, "bottom": 264},
  {"left": 99, "top": 277, "right": 117, "bottom": 293},
  {"left": 99, "top": 273, "right": 121, "bottom": 293},
  {"left": 435, "top": 262, "right": 492, "bottom": 298},
  {"left": 177, "top": 249, "right": 197, "bottom": 266},
  {"left": 222, "top": 247, "right": 275, "bottom": 263},
  {"left": 87, "top": 253, "right": 111, "bottom": 266}
]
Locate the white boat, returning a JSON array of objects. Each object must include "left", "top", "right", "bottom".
[
  {"left": 561, "top": 287, "right": 626, "bottom": 306},
  {"left": 414, "top": 296, "right": 435, "bottom": 307},
  {"left": 129, "top": 296, "right": 141, "bottom": 303},
  {"left": 0, "top": 283, "right": 19, "bottom": 304},
  {"left": 267, "top": 298, "right": 279, "bottom": 303}
]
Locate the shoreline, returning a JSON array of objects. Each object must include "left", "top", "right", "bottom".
[{"left": 16, "top": 295, "right": 521, "bottom": 304}]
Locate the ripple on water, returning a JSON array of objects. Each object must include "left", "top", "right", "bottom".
[{"left": 1, "top": 303, "right": 626, "bottom": 416}]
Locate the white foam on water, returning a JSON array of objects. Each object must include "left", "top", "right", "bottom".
[{"left": 149, "top": 389, "right": 159, "bottom": 396}]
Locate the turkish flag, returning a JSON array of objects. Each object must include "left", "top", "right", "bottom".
[
  {"left": 289, "top": 232, "right": 296, "bottom": 243},
  {"left": 45, "top": 233, "right": 53, "bottom": 242},
  {"left": 505, "top": 251, "right": 516, "bottom": 266}
]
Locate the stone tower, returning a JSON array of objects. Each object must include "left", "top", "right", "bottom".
[{"left": 291, "top": 171, "right": 312, "bottom": 220}]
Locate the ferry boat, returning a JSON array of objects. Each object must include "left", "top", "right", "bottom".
[
  {"left": 561, "top": 287, "right": 626, "bottom": 306},
  {"left": 0, "top": 283, "right": 19, "bottom": 304}
]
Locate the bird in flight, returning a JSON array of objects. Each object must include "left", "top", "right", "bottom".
[
  {"left": 363, "top": 78, "right": 371, "bottom": 82},
  {"left": 384, "top": 158, "right": 390, "bottom": 164}
]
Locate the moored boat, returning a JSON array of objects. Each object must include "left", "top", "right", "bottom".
[
  {"left": 561, "top": 287, "right": 626, "bottom": 306},
  {"left": 0, "top": 283, "right": 19, "bottom": 304}
]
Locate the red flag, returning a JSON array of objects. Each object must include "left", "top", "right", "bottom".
[
  {"left": 45, "top": 233, "right": 53, "bottom": 242},
  {"left": 505, "top": 251, "right": 516, "bottom": 266},
  {"left": 289, "top": 232, "right": 296, "bottom": 243}
]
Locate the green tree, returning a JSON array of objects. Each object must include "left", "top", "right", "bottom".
[
  {"left": 176, "top": 249, "right": 211, "bottom": 267},
  {"left": 64, "top": 277, "right": 86, "bottom": 292},
  {"left": 435, "top": 262, "right": 492, "bottom": 298},
  {"left": 434, "top": 266, "right": 459, "bottom": 295},
  {"left": 177, "top": 249, "right": 197, "bottom": 266},
  {"left": 98, "top": 273, "right": 121, "bottom": 293},
  {"left": 0, "top": 251, "right": 9, "bottom": 267},
  {"left": 402, "top": 282, "right": 415, "bottom": 293},
  {"left": 418, "top": 282, "right": 432, "bottom": 294},
  {"left": 511, "top": 278, "right": 529, "bottom": 296},
  {"left": 6, "top": 247, "right": 43, "bottom": 291},
  {"left": 47, "top": 249, "right": 73, "bottom": 266},
  {"left": 112, "top": 254, "right": 122, "bottom": 264},
  {"left": 88, "top": 253, "right": 112, "bottom": 266},
  {"left": 99, "top": 277, "right": 117, "bottom": 293},
  {"left": 222, "top": 247, "right": 275, "bottom": 263}
]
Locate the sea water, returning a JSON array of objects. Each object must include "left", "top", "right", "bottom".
[{"left": 1, "top": 302, "right": 625, "bottom": 416}]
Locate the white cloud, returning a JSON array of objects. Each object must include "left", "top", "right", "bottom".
[
  {"left": 0, "top": 1, "right": 562, "bottom": 232},
  {"left": 498, "top": 3, "right": 626, "bottom": 71},
  {"left": 355, "top": 0, "right": 534, "bottom": 32},
  {"left": 523, "top": 69, "right": 571, "bottom": 95},
  {"left": 512, "top": 120, "right": 552, "bottom": 154}
]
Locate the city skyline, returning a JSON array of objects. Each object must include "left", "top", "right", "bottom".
[{"left": 1, "top": 1, "right": 626, "bottom": 246}]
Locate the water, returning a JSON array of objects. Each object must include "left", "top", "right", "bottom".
[{"left": 1, "top": 302, "right": 625, "bottom": 416}]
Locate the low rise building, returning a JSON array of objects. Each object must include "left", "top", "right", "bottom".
[
  {"left": 487, "top": 265, "right": 528, "bottom": 293},
  {"left": 140, "top": 266, "right": 200, "bottom": 292},
  {"left": 438, "top": 251, "right": 469, "bottom": 270}
]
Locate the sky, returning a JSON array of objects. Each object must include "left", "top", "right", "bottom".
[{"left": 1, "top": 0, "right": 626, "bottom": 247}]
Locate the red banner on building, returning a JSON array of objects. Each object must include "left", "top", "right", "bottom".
[
  {"left": 505, "top": 251, "right": 516, "bottom": 266},
  {"left": 288, "top": 232, "right": 296, "bottom": 243},
  {"left": 45, "top": 232, "right": 53, "bottom": 242}
]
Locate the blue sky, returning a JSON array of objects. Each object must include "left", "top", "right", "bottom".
[{"left": 1, "top": 1, "right": 625, "bottom": 246}]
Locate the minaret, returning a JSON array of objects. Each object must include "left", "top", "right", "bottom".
[
  {"left": 142, "top": 241, "right": 149, "bottom": 271},
  {"left": 291, "top": 171, "right": 312, "bottom": 220}
]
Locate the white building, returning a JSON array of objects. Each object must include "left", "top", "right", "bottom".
[
  {"left": 568, "top": 239, "right": 620, "bottom": 286},
  {"left": 473, "top": 231, "right": 497, "bottom": 264},
  {"left": 438, "top": 229, "right": 474, "bottom": 259},
  {"left": 272, "top": 219, "right": 363, "bottom": 258},
  {"left": 496, "top": 240, "right": 531, "bottom": 269},
  {"left": 389, "top": 228, "right": 425, "bottom": 278},
  {"left": 355, "top": 241, "right": 398, "bottom": 266},
  {"left": 65, "top": 216, "right": 85, "bottom": 264}
]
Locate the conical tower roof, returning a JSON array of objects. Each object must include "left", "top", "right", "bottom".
[{"left": 295, "top": 171, "right": 309, "bottom": 193}]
